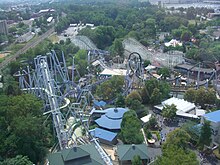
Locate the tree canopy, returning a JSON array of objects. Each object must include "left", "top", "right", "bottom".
[
  {"left": 155, "top": 128, "right": 199, "bottom": 165},
  {"left": 96, "top": 75, "right": 124, "bottom": 101},
  {"left": 0, "top": 94, "right": 51, "bottom": 164},
  {"left": 120, "top": 110, "right": 144, "bottom": 144},
  {"left": 162, "top": 104, "right": 177, "bottom": 120},
  {"left": 199, "top": 119, "right": 212, "bottom": 148}
]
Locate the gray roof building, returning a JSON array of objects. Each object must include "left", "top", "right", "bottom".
[
  {"left": 48, "top": 144, "right": 105, "bottom": 165},
  {"left": 0, "top": 20, "right": 8, "bottom": 35},
  {"left": 117, "top": 144, "right": 150, "bottom": 165}
]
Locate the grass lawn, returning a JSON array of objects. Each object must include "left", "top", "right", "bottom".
[
  {"left": 49, "top": 34, "right": 59, "bottom": 44},
  {"left": 213, "top": 149, "right": 220, "bottom": 160},
  {"left": 189, "top": 20, "right": 196, "bottom": 25}
]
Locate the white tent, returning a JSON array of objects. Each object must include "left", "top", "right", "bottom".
[
  {"left": 162, "top": 97, "right": 195, "bottom": 113},
  {"left": 141, "top": 114, "right": 152, "bottom": 123}
]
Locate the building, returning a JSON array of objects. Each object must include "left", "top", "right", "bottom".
[
  {"left": 164, "top": 39, "right": 182, "bottom": 47},
  {"left": 0, "top": 20, "right": 8, "bottom": 35},
  {"left": 94, "top": 108, "right": 128, "bottom": 131},
  {"left": 100, "top": 68, "right": 127, "bottom": 77},
  {"left": 154, "top": 97, "right": 206, "bottom": 119},
  {"left": 117, "top": 144, "right": 150, "bottom": 165},
  {"left": 47, "top": 17, "right": 53, "bottom": 23},
  {"left": 48, "top": 144, "right": 105, "bottom": 165},
  {"left": 202, "top": 110, "right": 220, "bottom": 145},
  {"left": 175, "top": 63, "right": 215, "bottom": 81},
  {"left": 89, "top": 127, "right": 118, "bottom": 145},
  {"left": 16, "top": 32, "right": 35, "bottom": 43}
]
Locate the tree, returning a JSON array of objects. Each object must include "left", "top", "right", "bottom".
[
  {"left": 115, "top": 94, "right": 125, "bottom": 107},
  {"left": 120, "top": 110, "right": 144, "bottom": 144},
  {"left": 162, "top": 104, "right": 177, "bottom": 121},
  {"left": 96, "top": 76, "right": 124, "bottom": 101},
  {"left": 199, "top": 120, "right": 212, "bottom": 148},
  {"left": 184, "top": 88, "right": 196, "bottom": 103},
  {"left": 143, "top": 60, "right": 151, "bottom": 67},
  {"left": 0, "top": 94, "right": 51, "bottom": 164},
  {"left": 132, "top": 155, "right": 142, "bottom": 165},
  {"left": 125, "top": 90, "right": 143, "bottom": 111},
  {"left": 145, "top": 18, "right": 156, "bottom": 38},
  {"left": 184, "top": 88, "right": 217, "bottom": 109},
  {"left": 149, "top": 88, "right": 162, "bottom": 105},
  {"left": 154, "top": 145, "right": 199, "bottom": 165},
  {"left": 181, "top": 121, "right": 200, "bottom": 145},
  {"left": 157, "top": 67, "right": 170, "bottom": 80},
  {"left": 0, "top": 155, "right": 32, "bottom": 165},
  {"left": 155, "top": 128, "right": 198, "bottom": 165},
  {"left": 145, "top": 116, "right": 157, "bottom": 129},
  {"left": 181, "top": 30, "right": 192, "bottom": 42},
  {"left": 163, "top": 128, "right": 190, "bottom": 150},
  {"left": 142, "top": 78, "right": 170, "bottom": 104},
  {"left": 74, "top": 49, "right": 88, "bottom": 77},
  {"left": 110, "top": 38, "right": 124, "bottom": 58}
]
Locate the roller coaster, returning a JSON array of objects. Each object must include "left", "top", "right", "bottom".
[{"left": 15, "top": 50, "right": 112, "bottom": 165}]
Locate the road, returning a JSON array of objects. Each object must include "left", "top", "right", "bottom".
[{"left": 0, "top": 27, "right": 55, "bottom": 72}]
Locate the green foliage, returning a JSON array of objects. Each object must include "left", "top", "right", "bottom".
[
  {"left": 150, "top": 88, "right": 162, "bottom": 105},
  {"left": 74, "top": 49, "right": 88, "bottom": 77},
  {"left": 163, "top": 128, "right": 191, "bottom": 150},
  {"left": 181, "top": 121, "right": 200, "bottom": 145},
  {"left": 0, "top": 155, "right": 33, "bottom": 165},
  {"left": 125, "top": 90, "right": 143, "bottom": 112},
  {"left": 155, "top": 128, "right": 198, "bottom": 165},
  {"left": 162, "top": 104, "right": 177, "bottom": 120},
  {"left": 154, "top": 145, "right": 199, "bottom": 165},
  {"left": 79, "top": 26, "right": 116, "bottom": 49},
  {"left": 145, "top": 116, "right": 157, "bottom": 130},
  {"left": 132, "top": 155, "right": 142, "bottom": 165},
  {"left": 96, "top": 76, "right": 124, "bottom": 101},
  {"left": 199, "top": 120, "right": 212, "bottom": 148},
  {"left": 141, "top": 79, "right": 170, "bottom": 104},
  {"left": 143, "top": 60, "right": 151, "bottom": 67},
  {"left": 0, "top": 94, "right": 51, "bottom": 164},
  {"left": 109, "top": 38, "right": 124, "bottom": 58},
  {"left": 115, "top": 94, "right": 125, "bottom": 107},
  {"left": 120, "top": 110, "right": 144, "bottom": 144},
  {"left": 184, "top": 88, "right": 216, "bottom": 109},
  {"left": 157, "top": 68, "right": 170, "bottom": 80}
]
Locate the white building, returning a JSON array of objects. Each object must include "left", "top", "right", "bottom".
[
  {"left": 165, "top": 39, "right": 182, "bottom": 47},
  {"left": 202, "top": 110, "right": 220, "bottom": 145},
  {"left": 154, "top": 97, "right": 206, "bottom": 119}
]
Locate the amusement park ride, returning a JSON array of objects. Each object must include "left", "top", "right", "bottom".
[
  {"left": 14, "top": 50, "right": 112, "bottom": 164},
  {"left": 14, "top": 48, "right": 218, "bottom": 164}
]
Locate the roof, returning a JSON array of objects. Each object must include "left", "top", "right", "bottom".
[
  {"left": 95, "top": 115, "right": 123, "bottom": 130},
  {"left": 93, "top": 100, "right": 106, "bottom": 107},
  {"left": 117, "top": 144, "right": 149, "bottom": 161},
  {"left": 175, "top": 64, "right": 214, "bottom": 74},
  {"left": 47, "top": 17, "right": 53, "bottom": 23},
  {"left": 105, "top": 108, "right": 127, "bottom": 119},
  {"left": 100, "top": 69, "right": 127, "bottom": 76},
  {"left": 95, "top": 108, "right": 128, "bottom": 130},
  {"left": 162, "top": 97, "right": 195, "bottom": 113},
  {"left": 89, "top": 128, "right": 117, "bottom": 142},
  {"left": 165, "top": 39, "right": 182, "bottom": 47},
  {"left": 203, "top": 110, "right": 220, "bottom": 123},
  {"left": 48, "top": 144, "right": 105, "bottom": 165},
  {"left": 62, "top": 147, "right": 90, "bottom": 161},
  {"left": 140, "top": 114, "right": 152, "bottom": 123}
]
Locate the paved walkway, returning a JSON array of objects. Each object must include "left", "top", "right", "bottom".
[{"left": 141, "top": 128, "right": 148, "bottom": 145}]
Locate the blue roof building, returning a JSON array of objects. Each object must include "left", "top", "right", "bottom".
[
  {"left": 89, "top": 128, "right": 117, "bottom": 145},
  {"left": 93, "top": 100, "right": 106, "bottom": 108},
  {"left": 95, "top": 108, "right": 128, "bottom": 131},
  {"left": 203, "top": 110, "right": 220, "bottom": 123},
  {"left": 202, "top": 110, "right": 220, "bottom": 145}
]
